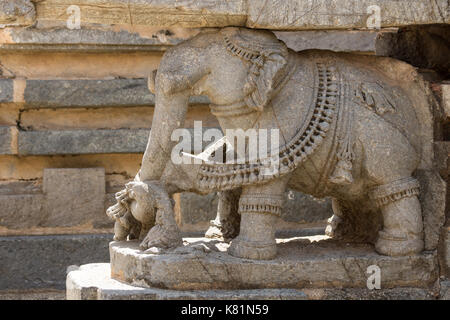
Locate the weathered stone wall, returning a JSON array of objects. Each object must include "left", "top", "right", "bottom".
[{"left": 0, "top": 1, "right": 448, "bottom": 296}]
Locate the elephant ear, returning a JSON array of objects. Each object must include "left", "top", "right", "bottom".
[
  {"left": 222, "top": 27, "right": 289, "bottom": 112},
  {"left": 244, "top": 50, "right": 288, "bottom": 112}
]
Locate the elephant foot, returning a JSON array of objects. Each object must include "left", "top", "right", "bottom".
[
  {"left": 140, "top": 225, "right": 182, "bottom": 251},
  {"left": 370, "top": 179, "right": 424, "bottom": 256},
  {"left": 375, "top": 232, "right": 424, "bottom": 256},
  {"left": 228, "top": 236, "right": 277, "bottom": 260}
]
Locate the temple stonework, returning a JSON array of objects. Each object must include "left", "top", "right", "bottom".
[{"left": 0, "top": 0, "right": 449, "bottom": 300}]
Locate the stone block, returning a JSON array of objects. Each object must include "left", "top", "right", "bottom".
[
  {"left": 0, "top": 78, "right": 13, "bottom": 102},
  {"left": 440, "top": 280, "right": 450, "bottom": 300},
  {"left": 34, "top": 0, "right": 448, "bottom": 30},
  {"left": 275, "top": 30, "right": 379, "bottom": 54},
  {"left": 443, "top": 84, "right": 450, "bottom": 120},
  {"left": 0, "top": 194, "right": 45, "bottom": 230},
  {"left": 67, "top": 263, "right": 310, "bottom": 300},
  {"left": 18, "top": 129, "right": 150, "bottom": 155},
  {"left": 0, "top": 234, "right": 111, "bottom": 290},
  {"left": 0, "top": 26, "right": 200, "bottom": 52},
  {"left": 0, "top": 126, "right": 17, "bottom": 154},
  {"left": 17, "top": 127, "right": 220, "bottom": 155},
  {"left": 24, "top": 79, "right": 154, "bottom": 108},
  {"left": 110, "top": 237, "right": 438, "bottom": 290},
  {"left": 21, "top": 78, "right": 210, "bottom": 109},
  {"left": 247, "top": 0, "right": 449, "bottom": 30},
  {"left": 67, "top": 263, "right": 438, "bottom": 300},
  {"left": 0, "top": 0, "right": 35, "bottom": 27},
  {"left": 439, "top": 226, "right": 450, "bottom": 278},
  {"left": 416, "top": 169, "right": 447, "bottom": 250},
  {"left": 43, "top": 168, "right": 105, "bottom": 228},
  {"left": 35, "top": 0, "right": 247, "bottom": 28}
]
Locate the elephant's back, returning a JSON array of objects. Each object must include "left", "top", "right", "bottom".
[{"left": 296, "top": 50, "right": 433, "bottom": 170}]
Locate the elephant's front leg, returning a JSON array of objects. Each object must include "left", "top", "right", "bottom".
[
  {"left": 140, "top": 194, "right": 183, "bottom": 251},
  {"left": 228, "top": 176, "right": 289, "bottom": 260}
]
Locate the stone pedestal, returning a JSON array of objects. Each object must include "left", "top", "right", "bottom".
[{"left": 67, "top": 236, "right": 441, "bottom": 300}]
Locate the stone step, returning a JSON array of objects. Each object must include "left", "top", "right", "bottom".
[
  {"left": 0, "top": 78, "right": 210, "bottom": 109},
  {"left": 0, "top": 234, "right": 111, "bottom": 290},
  {"left": 15, "top": 127, "right": 219, "bottom": 155}
]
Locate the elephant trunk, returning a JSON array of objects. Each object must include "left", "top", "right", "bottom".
[{"left": 138, "top": 72, "right": 190, "bottom": 181}]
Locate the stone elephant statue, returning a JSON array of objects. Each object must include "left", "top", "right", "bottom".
[{"left": 107, "top": 27, "right": 437, "bottom": 260}]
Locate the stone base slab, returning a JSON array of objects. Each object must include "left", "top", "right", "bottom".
[
  {"left": 110, "top": 237, "right": 438, "bottom": 291},
  {"left": 66, "top": 263, "right": 439, "bottom": 300}
]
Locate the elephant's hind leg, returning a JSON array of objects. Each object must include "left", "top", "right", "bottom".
[
  {"left": 369, "top": 177, "right": 424, "bottom": 256},
  {"left": 205, "top": 188, "right": 242, "bottom": 242},
  {"left": 356, "top": 112, "right": 423, "bottom": 255}
]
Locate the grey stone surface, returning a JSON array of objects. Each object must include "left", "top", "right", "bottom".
[
  {"left": 18, "top": 129, "right": 150, "bottom": 155},
  {"left": 43, "top": 168, "right": 105, "bottom": 228},
  {"left": 0, "top": 289, "right": 65, "bottom": 300},
  {"left": 1, "top": 26, "right": 199, "bottom": 52},
  {"left": 178, "top": 192, "right": 218, "bottom": 226},
  {"left": 0, "top": 194, "right": 44, "bottom": 230},
  {"left": 67, "top": 263, "right": 308, "bottom": 300},
  {"left": 439, "top": 226, "right": 450, "bottom": 278},
  {"left": 283, "top": 191, "right": 332, "bottom": 223},
  {"left": 0, "top": 126, "right": 16, "bottom": 154},
  {"left": 416, "top": 169, "right": 447, "bottom": 250},
  {"left": 35, "top": 0, "right": 449, "bottom": 30},
  {"left": 0, "top": 27, "right": 387, "bottom": 55},
  {"left": 0, "top": 0, "right": 35, "bottom": 27},
  {"left": 68, "top": 263, "right": 440, "bottom": 300},
  {"left": 247, "top": 0, "right": 449, "bottom": 30},
  {"left": 18, "top": 127, "right": 219, "bottom": 155},
  {"left": 0, "top": 179, "right": 115, "bottom": 232},
  {"left": 178, "top": 191, "right": 331, "bottom": 226},
  {"left": 22, "top": 78, "right": 210, "bottom": 108},
  {"left": 24, "top": 79, "right": 154, "bottom": 108},
  {"left": 0, "top": 79, "right": 13, "bottom": 102},
  {"left": 440, "top": 280, "right": 450, "bottom": 300},
  {"left": 444, "top": 84, "right": 450, "bottom": 119},
  {"left": 275, "top": 30, "right": 380, "bottom": 54},
  {"left": 110, "top": 237, "right": 438, "bottom": 290},
  {"left": 0, "top": 234, "right": 112, "bottom": 290}
]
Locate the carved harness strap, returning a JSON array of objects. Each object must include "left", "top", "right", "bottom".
[{"left": 197, "top": 62, "right": 341, "bottom": 192}]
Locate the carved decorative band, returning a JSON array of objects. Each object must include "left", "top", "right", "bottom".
[
  {"left": 369, "top": 177, "right": 420, "bottom": 207},
  {"left": 198, "top": 63, "right": 340, "bottom": 191},
  {"left": 238, "top": 194, "right": 284, "bottom": 216}
]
